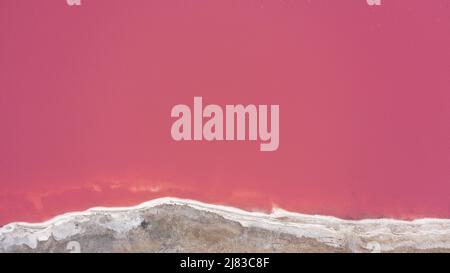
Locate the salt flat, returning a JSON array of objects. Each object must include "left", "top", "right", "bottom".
[{"left": 1, "top": 197, "right": 450, "bottom": 253}]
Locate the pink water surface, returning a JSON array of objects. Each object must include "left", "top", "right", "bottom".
[{"left": 1, "top": 0, "right": 449, "bottom": 225}]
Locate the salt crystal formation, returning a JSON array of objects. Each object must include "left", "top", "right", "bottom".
[{"left": 1, "top": 197, "right": 450, "bottom": 253}]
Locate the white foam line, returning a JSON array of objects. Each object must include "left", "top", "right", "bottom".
[{"left": 2, "top": 196, "right": 450, "bottom": 231}]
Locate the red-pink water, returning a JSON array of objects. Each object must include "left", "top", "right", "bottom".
[{"left": 1, "top": 0, "right": 449, "bottom": 225}]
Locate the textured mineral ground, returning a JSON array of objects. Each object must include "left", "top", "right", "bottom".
[{"left": 1, "top": 197, "right": 450, "bottom": 253}]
